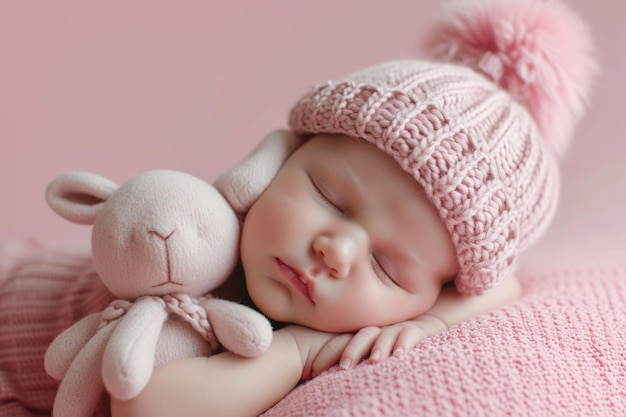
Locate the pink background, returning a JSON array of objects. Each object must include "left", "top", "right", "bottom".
[{"left": 1, "top": 1, "right": 625, "bottom": 265}]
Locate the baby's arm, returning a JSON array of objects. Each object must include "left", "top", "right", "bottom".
[
  {"left": 312, "top": 274, "right": 521, "bottom": 374},
  {"left": 110, "top": 325, "right": 335, "bottom": 417}
]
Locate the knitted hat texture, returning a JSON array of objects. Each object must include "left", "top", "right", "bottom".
[{"left": 288, "top": 0, "right": 596, "bottom": 295}]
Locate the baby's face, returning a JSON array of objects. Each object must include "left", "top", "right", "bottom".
[{"left": 241, "top": 134, "right": 458, "bottom": 332}]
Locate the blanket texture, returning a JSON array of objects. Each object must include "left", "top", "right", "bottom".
[
  {"left": 263, "top": 266, "right": 626, "bottom": 417},
  {"left": 1, "top": 241, "right": 625, "bottom": 416}
]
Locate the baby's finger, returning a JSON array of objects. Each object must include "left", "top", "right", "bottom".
[
  {"left": 392, "top": 324, "right": 428, "bottom": 351},
  {"left": 310, "top": 333, "right": 353, "bottom": 377},
  {"left": 369, "top": 326, "right": 403, "bottom": 362},
  {"left": 339, "top": 326, "right": 381, "bottom": 369}
]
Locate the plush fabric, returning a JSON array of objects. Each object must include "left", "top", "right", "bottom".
[
  {"left": 263, "top": 264, "right": 626, "bottom": 417},
  {"left": 43, "top": 170, "right": 272, "bottom": 417},
  {"left": 2, "top": 240, "right": 624, "bottom": 416},
  {"left": 0, "top": 131, "right": 299, "bottom": 417}
]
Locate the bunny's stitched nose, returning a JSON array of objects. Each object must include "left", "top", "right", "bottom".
[{"left": 148, "top": 229, "right": 183, "bottom": 288}]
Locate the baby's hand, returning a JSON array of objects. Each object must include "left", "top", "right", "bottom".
[{"left": 311, "top": 314, "right": 449, "bottom": 375}]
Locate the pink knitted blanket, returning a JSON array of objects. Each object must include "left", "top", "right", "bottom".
[
  {"left": 262, "top": 266, "right": 626, "bottom": 416},
  {"left": 1, "top": 241, "right": 625, "bottom": 416}
]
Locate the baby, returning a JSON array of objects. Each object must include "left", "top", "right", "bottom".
[{"left": 112, "top": 0, "right": 595, "bottom": 416}]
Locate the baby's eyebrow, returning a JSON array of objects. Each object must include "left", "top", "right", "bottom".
[
  {"left": 316, "top": 161, "right": 369, "bottom": 210},
  {"left": 404, "top": 247, "right": 425, "bottom": 268},
  {"left": 341, "top": 166, "right": 365, "bottom": 202}
]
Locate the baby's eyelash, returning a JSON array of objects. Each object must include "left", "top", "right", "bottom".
[
  {"left": 371, "top": 254, "right": 398, "bottom": 286},
  {"left": 309, "top": 175, "right": 343, "bottom": 213}
]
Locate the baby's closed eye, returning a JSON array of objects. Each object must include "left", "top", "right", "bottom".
[
  {"left": 371, "top": 253, "right": 400, "bottom": 287},
  {"left": 308, "top": 174, "right": 345, "bottom": 215}
]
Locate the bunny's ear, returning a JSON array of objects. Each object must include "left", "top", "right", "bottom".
[
  {"left": 214, "top": 129, "right": 302, "bottom": 213},
  {"left": 46, "top": 171, "right": 119, "bottom": 225}
]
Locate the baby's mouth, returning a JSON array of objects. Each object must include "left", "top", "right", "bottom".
[{"left": 276, "top": 258, "right": 314, "bottom": 304}]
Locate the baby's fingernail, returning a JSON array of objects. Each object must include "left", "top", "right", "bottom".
[
  {"left": 370, "top": 351, "right": 381, "bottom": 361},
  {"left": 339, "top": 358, "right": 352, "bottom": 369}
]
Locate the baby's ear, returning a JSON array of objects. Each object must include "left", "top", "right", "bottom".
[
  {"left": 46, "top": 171, "right": 119, "bottom": 225},
  {"left": 215, "top": 129, "right": 301, "bottom": 213}
]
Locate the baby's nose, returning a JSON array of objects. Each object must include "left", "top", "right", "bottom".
[{"left": 312, "top": 226, "right": 367, "bottom": 279}]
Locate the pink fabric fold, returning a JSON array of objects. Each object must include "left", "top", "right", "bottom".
[{"left": 0, "top": 241, "right": 114, "bottom": 417}]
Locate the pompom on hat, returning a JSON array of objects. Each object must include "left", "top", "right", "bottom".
[{"left": 288, "top": 0, "right": 597, "bottom": 295}]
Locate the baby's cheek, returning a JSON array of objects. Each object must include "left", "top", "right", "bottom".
[
  {"left": 244, "top": 198, "right": 275, "bottom": 235},
  {"left": 262, "top": 197, "right": 303, "bottom": 234}
]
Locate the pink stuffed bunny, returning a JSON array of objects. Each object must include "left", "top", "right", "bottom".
[{"left": 43, "top": 130, "right": 301, "bottom": 417}]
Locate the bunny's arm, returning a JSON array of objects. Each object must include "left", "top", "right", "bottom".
[
  {"left": 52, "top": 319, "right": 119, "bottom": 417},
  {"left": 44, "top": 312, "right": 102, "bottom": 380},
  {"left": 102, "top": 297, "right": 169, "bottom": 401},
  {"left": 202, "top": 298, "right": 273, "bottom": 357}
]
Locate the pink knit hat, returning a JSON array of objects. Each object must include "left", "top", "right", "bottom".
[{"left": 288, "top": 0, "right": 597, "bottom": 295}]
